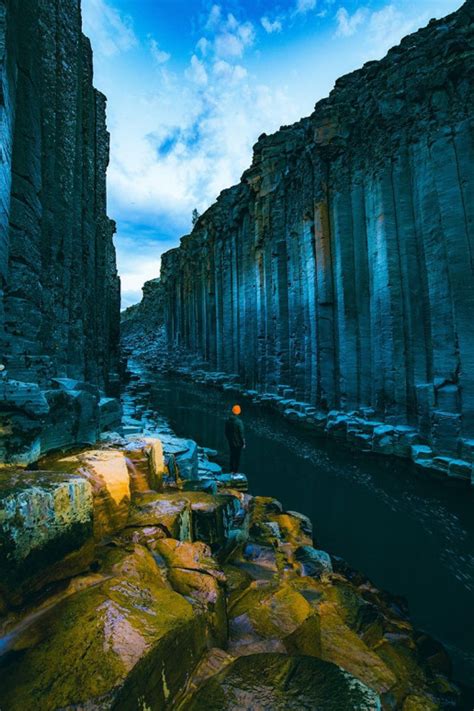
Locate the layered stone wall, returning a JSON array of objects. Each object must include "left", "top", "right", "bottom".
[
  {"left": 0, "top": 0, "right": 121, "bottom": 464},
  {"left": 157, "top": 2, "right": 474, "bottom": 465}
]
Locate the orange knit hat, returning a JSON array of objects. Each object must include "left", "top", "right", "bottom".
[{"left": 232, "top": 404, "right": 242, "bottom": 415}]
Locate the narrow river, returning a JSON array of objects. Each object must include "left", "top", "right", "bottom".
[{"left": 145, "top": 374, "right": 474, "bottom": 693}]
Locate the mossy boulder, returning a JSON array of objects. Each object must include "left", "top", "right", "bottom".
[
  {"left": 0, "top": 546, "right": 209, "bottom": 711},
  {"left": 180, "top": 653, "right": 381, "bottom": 710},
  {"left": 128, "top": 492, "right": 192, "bottom": 540},
  {"left": 248, "top": 497, "right": 313, "bottom": 548},
  {"left": 294, "top": 545, "right": 333, "bottom": 578},
  {"left": 155, "top": 539, "right": 228, "bottom": 645},
  {"left": 228, "top": 581, "right": 320, "bottom": 657},
  {"left": 186, "top": 491, "right": 242, "bottom": 552},
  {"left": 317, "top": 599, "right": 397, "bottom": 694}
]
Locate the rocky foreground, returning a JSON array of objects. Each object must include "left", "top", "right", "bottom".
[{"left": 0, "top": 370, "right": 461, "bottom": 710}]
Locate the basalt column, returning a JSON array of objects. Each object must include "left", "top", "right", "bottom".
[
  {"left": 155, "top": 2, "right": 474, "bottom": 466},
  {"left": 0, "top": 0, "right": 121, "bottom": 465}
]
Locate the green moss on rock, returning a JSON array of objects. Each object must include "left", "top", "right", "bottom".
[{"left": 181, "top": 653, "right": 381, "bottom": 710}]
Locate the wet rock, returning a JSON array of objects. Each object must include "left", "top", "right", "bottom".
[
  {"left": 155, "top": 539, "right": 228, "bottom": 644},
  {"left": 228, "top": 582, "right": 315, "bottom": 656},
  {"left": 236, "top": 543, "right": 280, "bottom": 582},
  {"left": 181, "top": 653, "right": 381, "bottom": 710},
  {"left": 128, "top": 492, "right": 192, "bottom": 540},
  {"left": 99, "top": 397, "right": 123, "bottom": 432},
  {"left": 0, "top": 381, "right": 49, "bottom": 466},
  {"left": 402, "top": 695, "right": 439, "bottom": 711},
  {"left": 373, "top": 425, "right": 395, "bottom": 455},
  {"left": 188, "top": 491, "right": 242, "bottom": 551},
  {"left": 215, "top": 472, "right": 248, "bottom": 492},
  {"left": 56, "top": 450, "right": 131, "bottom": 539},
  {"left": 0, "top": 470, "right": 93, "bottom": 604},
  {"left": 124, "top": 436, "right": 166, "bottom": 493},
  {"left": 249, "top": 499, "right": 312, "bottom": 547},
  {"left": 199, "top": 447, "right": 219, "bottom": 458},
  {"left": 295, "top": 546, "right": 333, "bottom": 578},
  {"left": 411, "top": 445, "right": 434, "bottom": 465},
  {"left": 198, "top": 460, "right": 223, "bottom": 477},
  {"left": 275, "top": 511, "right": 313, "bottom": 547},
  {"left": 176, "top": 440, "right": 199, "bottom": 480},
  {"left": 183, "top": 478, "right": 219, "bottom": 495},
  {"left": 317, "top": 599, "right": 397, "bottom": 695},
  {"left": 177, "top": 647, "right": 235, "bottom": 704},
  {"left": 0, "top": 546, "right": 208, "bottom": 711}
]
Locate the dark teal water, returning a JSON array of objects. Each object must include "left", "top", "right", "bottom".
[{"left": 148, "top": 374, "right": 474, "bottom": 692}]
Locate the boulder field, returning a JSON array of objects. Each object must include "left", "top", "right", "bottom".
[{"left": 0, "top": 425, "right": 460, "bottom": 710}]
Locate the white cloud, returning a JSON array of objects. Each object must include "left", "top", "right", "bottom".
[
  {"left": 335, "top": 7, "right": 368, "bottom": 37},
  {"left": 196, "top": 37, "right": 210, "bottom": 55},
  {"left": 367, "top": 4, "right": 416, "bottom": 48},
  {"left": 295, "top": 0, "right": 317, "bottom": 14},
  {"left": 261, "top": 16, "right": 283, "bottom": 33},
  {"left": 186, "top": 54, "right": 208, "bottom": 86},
  {"left": 213, "top": 60, "right": 248, "bottom": 82},
  {"left": 101, "top": 4, "right": 293, "bottom": 267},
  {"left": 214, "top": 31, "right": 245, "bottom": 57},
  {"left": 334, "top": 3, "right": 435, "bottom": 55},
  {"left": 206, "top": 4, "right": 222, "bottom": 31},
  {"left": 82, "top": 0, "right": 137, "bottom": 56},
  {"left": 116, "top": 234, "right": 172, "bottom": 309},
  {"left": 213, "top": 15, "right": 255, "bottom": 58},
  {"left": 149, "top": 37, "right": 170, "bottom": 65}
]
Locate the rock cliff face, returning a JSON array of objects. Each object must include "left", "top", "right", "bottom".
[
  {"left": 122, "top": 277, "right": 164, "bottom": 342},
  {"left": 0, "top": 0, "right": 121, "bottom": 464},
  {"left": 153, "top": 3, "right": 474, "bottom": 465}
]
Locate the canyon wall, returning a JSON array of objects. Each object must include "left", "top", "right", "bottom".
[
  {"left": 0, "top": 0, "right": 121, "bottom": 464},
  {"left": 155, "top": 2, "right": 474, "bottom": 466}
]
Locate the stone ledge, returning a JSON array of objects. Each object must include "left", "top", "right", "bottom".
[{"left": 0, "top": 376, "right": 122, "bottom": 468}]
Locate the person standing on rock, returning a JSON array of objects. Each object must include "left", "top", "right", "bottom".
[{"left": 225, "top": 405, "right": 245, "bottom": 473}]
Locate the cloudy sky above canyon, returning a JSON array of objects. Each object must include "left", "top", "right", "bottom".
[{"left": 82, "top": 0, "right": 462, "bottom": 308}]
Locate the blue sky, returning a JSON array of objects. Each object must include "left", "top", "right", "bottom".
[{"left": 81, "top": 0, "right": 463, "bottom": 308}]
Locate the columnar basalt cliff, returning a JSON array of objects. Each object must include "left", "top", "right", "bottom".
[
  {"left": 0, "top": 0, "right": 121, "bottom": 464},
  {"left": 141, "top": 2, "right": 474, "bottom": 476}
]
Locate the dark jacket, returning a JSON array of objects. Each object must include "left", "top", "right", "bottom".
[{"left": 225, "top": 415, "right": 245, "bottom": 448}]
